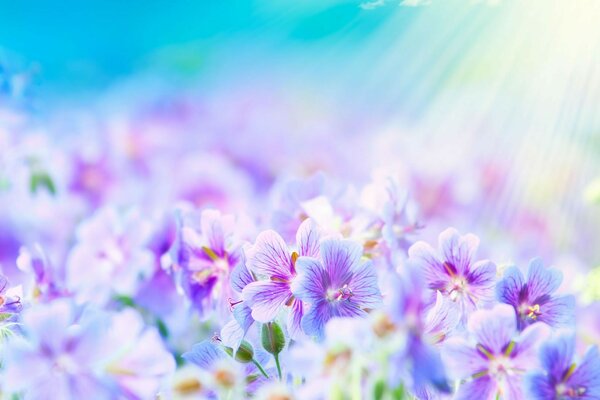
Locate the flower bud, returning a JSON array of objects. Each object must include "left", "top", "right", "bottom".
[
  {"left": 261, "top": 321, "right": 285, "bottom": 355},
  {"left": 233, "top": 340, "right": 255, "bottom": 363}
]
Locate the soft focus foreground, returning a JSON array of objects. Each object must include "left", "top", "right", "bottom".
[{"left": 1, "top": 1, "right": 600, "bottom": 400}]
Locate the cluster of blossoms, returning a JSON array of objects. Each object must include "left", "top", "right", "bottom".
[{"left": 1, "top": 70, "right": 600, "bottom": 400}]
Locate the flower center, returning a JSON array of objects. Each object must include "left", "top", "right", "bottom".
[
  {"left": 191, "top": 251, "right": 230, "bottom": 284},
  {"left": 324, "top": 348, "right": 352, "bottom": 371},
  {"left": 527, "top": 304, "right": 541, "bottom": 320},
  {"left": 447, "top": 277, "right": 467, "bottom": 300},
  {"left": 488, "top": 356, "right": 513, "bottom": 377},
  {"left": 174, "top": 377, "right": 203, "bottom": 395},
  {"left": 554, "top": 364, "right": 586, "bottom": 397},
  {"left": 556, "top": 383, "right": 586, "bottom": 397},
  {"left": 214, "top": 368, "right": 236, "bottom": 388},
  {"left": 53, "top": 353, "right": 79, "bottom": 374},
  {"left": 518, "top": 303, "right": 542, "bottom": 320},
  {"left": 213, "top": 257, "right": 230, "bottom": 274},
  {"left": 373, "top": 314, "right": 396, "bottom": 338},
  {"left": 191, "top": 269, "right": 213, "bottom": 283},
  {"left": 327, "top": 284, "right": 353, "bottom": 301},
  {"left": 268, "top": 395, "right": 292, "bottom": 400}
]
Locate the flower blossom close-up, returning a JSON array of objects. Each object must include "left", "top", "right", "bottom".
[{"left": 1, "top": 1, "right": 600, "bottom": 399}]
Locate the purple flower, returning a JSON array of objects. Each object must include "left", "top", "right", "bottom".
[
  {"left": 270, "top": 173, "right": 329, "bottom": 242},
  {"left": 390, "top": 266, "right": 459, "bottom": 344},
  {"left": 291, "top": 238, "right": 382, "bottom": 340},
  {"left": 362, "top": 175, "right": 421, "bottom": 252},
  {"left": 220, "top": 260, "right": 256, "bottom": 351},
  {"left": 165, "top": 208, "right": 241, "bottom": 316},
  {"left": 66, "top": 206, "right": 156, "bottom": 304},
  {"left": 183, "top": 340, "right": 273, "bottom": 397},
  {"left": 0, "top": 274, "right": 21, "bottom": 316},
  {"left": 68, "top": 154, "right": 114, "bottom": 207},
  {"left": 407, "top": 228, "right": 497, "bottom": 322},
  {"left": 1, "top": 299, "right": 175, "bottom": 400},
  {"left": 270, "top": 173, "right": 356, "bottom": 242},
  {"left": 496, "top": 258, "right": 575, "bottom": 330},
  {"left": 17, "top": 244, "right": 63, "bottom": 301},
  {"left": 388, "top": 266, "right": 458, "bottom": 394},
  {"left": 442, "top": 304, "right": 550, "bottom": 400},
  {"left": 526, "top": 334, "right": 600, "bottom": 399},
  {"left": 242, "top": 218, "right": 321, "bottom": 339}
]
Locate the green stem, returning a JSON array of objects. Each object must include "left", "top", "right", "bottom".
[
  {"left": 252, "top": 359, "right": 269, "bottom": 379},
  {"left": 274, "top": 353, "right": 282, "bottom": 380}
]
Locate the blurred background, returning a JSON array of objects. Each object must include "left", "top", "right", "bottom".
[{"left": 1, "top": 0, "right": 600, "bottom": 279}]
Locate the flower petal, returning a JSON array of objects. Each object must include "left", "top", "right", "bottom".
[
  {"left": 332, "top": 299, "right": 367, "bottom": 319},
  {"left": 512, "top": 322, "right": 550, "bottom": 367},
  {"left": 525, "top": 372, "right": 556, "bottom": 400},
  {"left": 221, "top": 319, "right": 245, "bottom": 352},
  {"left": 287, "top": 298, "right": 305, "bottom": 340},
  {"left": 454, "top": 375, "right": 496, "bottom": 400},
  {"left": 407, "top": 334, "right": 451, "bottom": 392},
  {"left": 296, "top": 218, "right": 321, "bottom": 258},
  {"left": 526, "top": 258, "right": 562, "bottom": 302},
  {"left": 2, "top": 338, "right": 50, "bottom": 392},
  {"left": 183, "top": 340, "right": 224, "bottom": 369},
  {"left": 200, "top": 209, "right": 229, "bottom": 257},
  {"left": 246, "top": 230, "right": 293, "bottom": 279},
  {"left": 21, "top": 299, "right": 76, "bottom": 349},
  {"left": 496, "top": 265, "right": 525, "bottom": 307},
  {"left": 291, "top": 257, "right": 328, "bottom": 303},
  {"left": 242, "top": 281, "right": 291, "bottom": 323},
  {"left": 407, "top": 241, "right": 447, "bottom": 285},
  {"left": 320, "top": 239, "right": 361, "bottom": 288},
  {"left": 501, "top": 375, "right": 526, "bottom": 400},
  {"left": 567, "top": 346, "right": 600, "bottom": 396},
  {"left": 439, "top": 228, "right": 479, "bottom": 276},
  {"left": 348, "top": 260, "right": 382, "bottom": 310},
  {"left": 441, "top": 337, "right": 489, "bottom": 380},
  {"left": 301, "top": 300, "right": 332, "bottom": 341},
  {"left": 538, "top": 334, "right": 575, "bottom": 381},
  {"left": 230, "top": 261, "right": 254, "bottom": 293},
  {"left": 538, "top": 294, "right": 575, "bottom": 328},
  {"left": 233, "top": 303, "right": 254, "bottom": 332},
  {"left": 467, "top": 304, "right": 516, "bottom": 355},
  {"left": 425, "top": 291, "right": 460, "bottom": 338},
  {"left": 466, "top": 260, "right": 497, "bottom": 302}
]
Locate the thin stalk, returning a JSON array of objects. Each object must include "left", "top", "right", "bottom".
[
  {"left": 274, "top": 353, "right": 282, "bottom": 380},
  {"left": 252, "top": 359, "right": 269, "bottom": 379}
]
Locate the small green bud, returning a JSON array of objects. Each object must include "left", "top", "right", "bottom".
[
  {"left": 261, "top": 321, "right": 285, "bottom": 355},
  {"left": 227, "top": 340, "right": 254, "bottom": 363}
]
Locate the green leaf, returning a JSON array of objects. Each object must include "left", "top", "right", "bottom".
[
  {"left": 156, "top": 318, "right": 169, "bottom": 339},
  {"left": 30, "top": 171, "right": 56, "bottom": 196},
  {"left": 261, "top": 321, "right": 286, "bottom": 355},
  {"left": 373, "top": 379, "right": 386, "bottom": 400},
  {"left": 114, "top": 295, "right": 135, "bottom": 308},
  {"left": 0, "top": 313, "right": 12, "bottom": 322},
  {"left": 391, "top": 384, "right": 406, "bottom": 400}
]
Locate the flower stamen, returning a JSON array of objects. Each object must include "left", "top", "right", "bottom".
[{"left": 527, "top": 304, "right": 541, "bottom": 320}]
